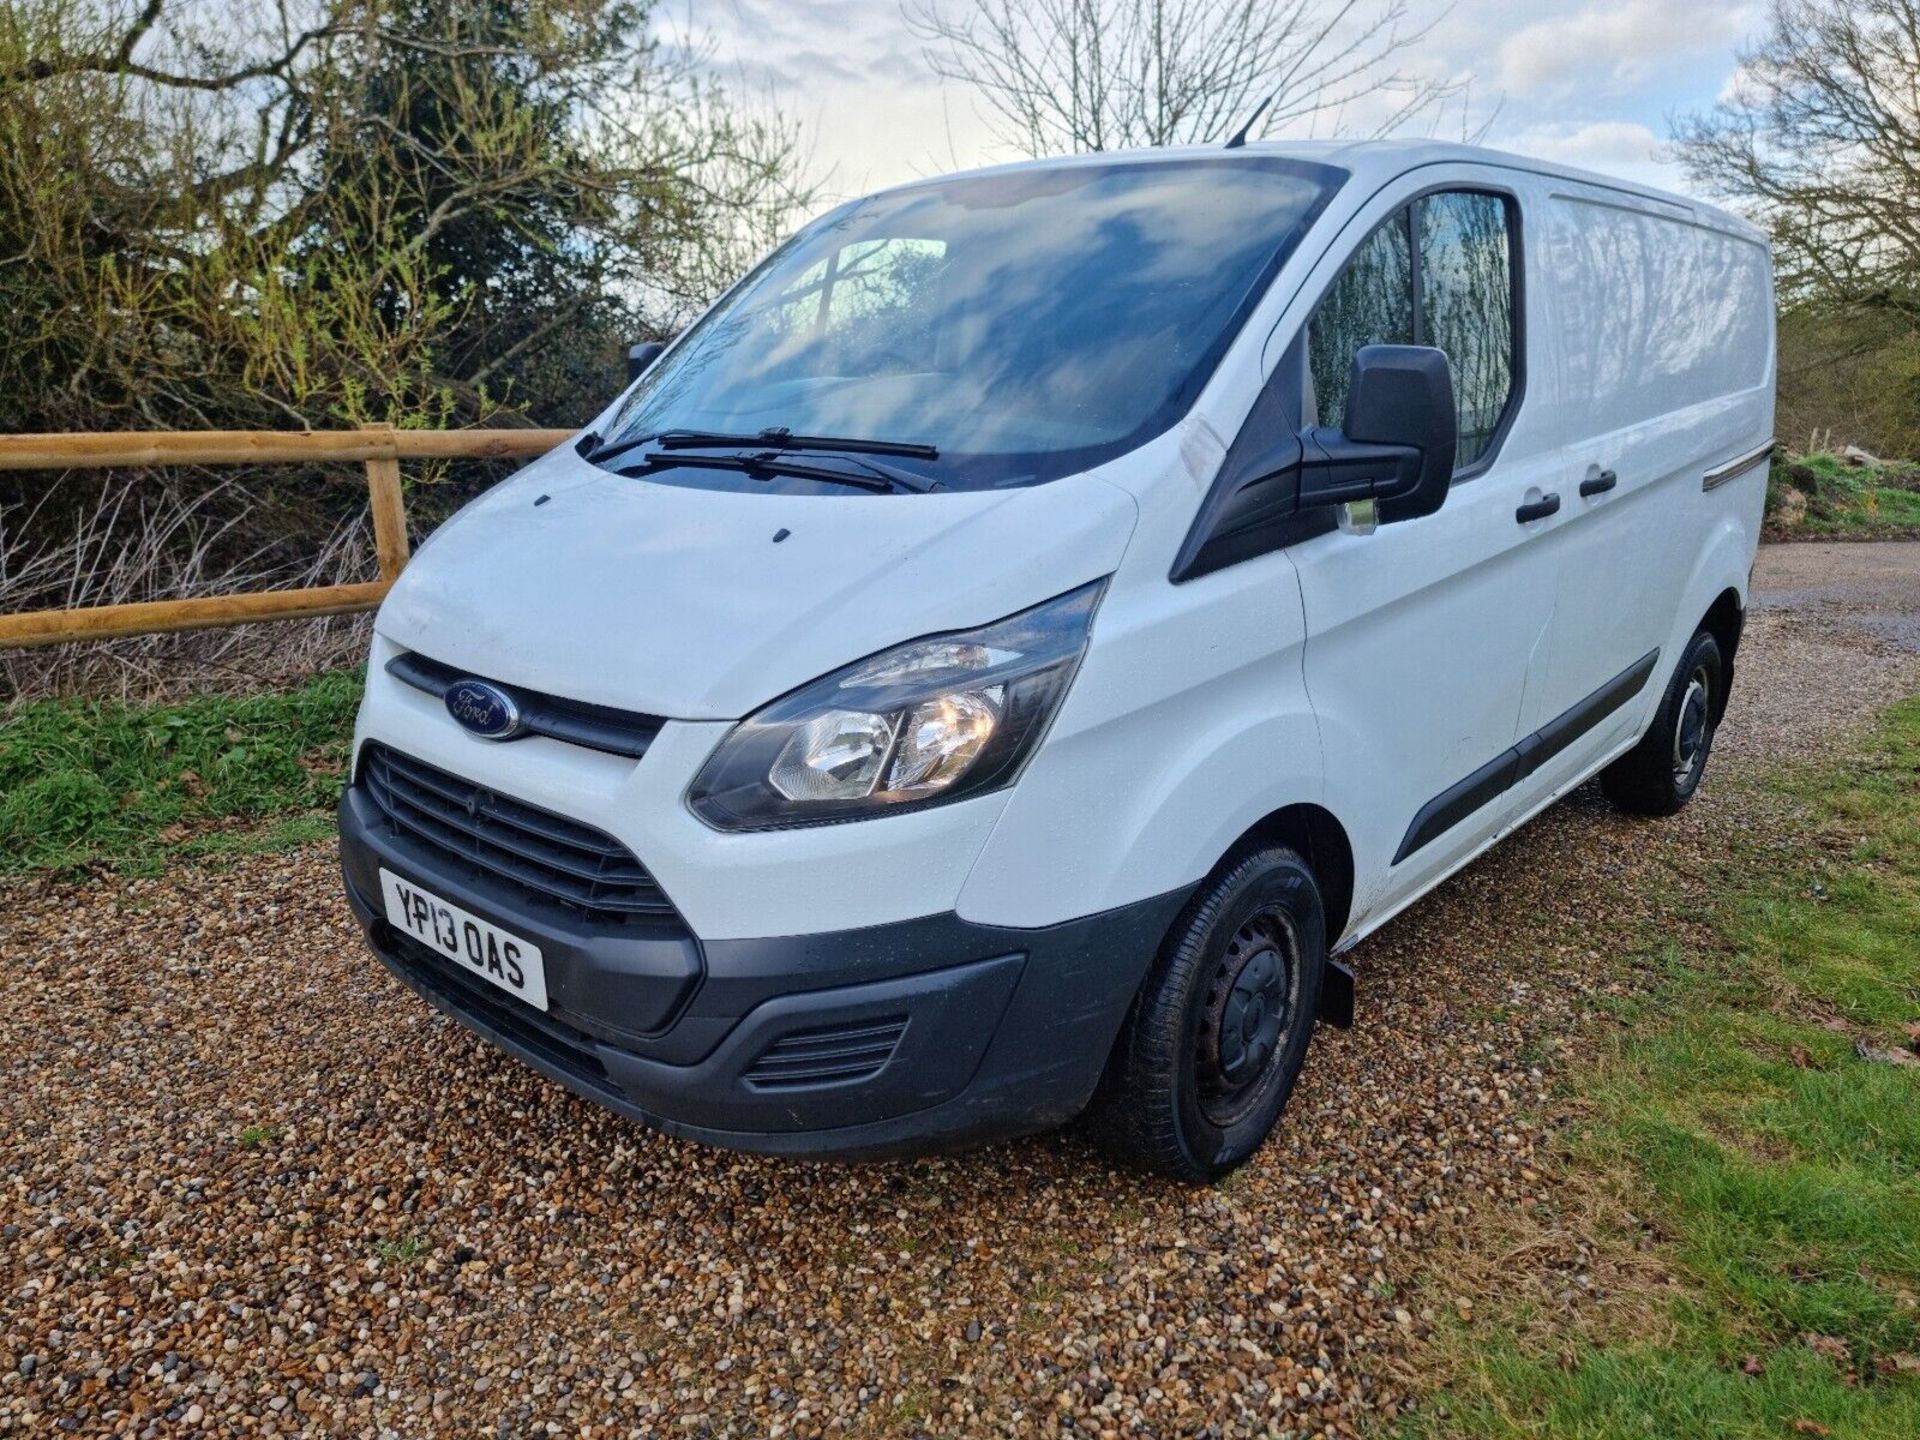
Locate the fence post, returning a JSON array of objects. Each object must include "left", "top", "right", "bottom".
[
  {"left": 362, "top": 423, "right": 409, "bottom": 584},
  {"left": 0, "top": 426, "right": 569, "bottom": 649}
]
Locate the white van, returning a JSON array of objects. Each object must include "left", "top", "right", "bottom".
[{"left": 339, "top": 141, "right": 1774, "bottom": 1180}]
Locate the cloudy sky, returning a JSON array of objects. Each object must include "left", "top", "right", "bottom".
[{"left": 696, "top": 0, "right": 1764, "bottom": 207}]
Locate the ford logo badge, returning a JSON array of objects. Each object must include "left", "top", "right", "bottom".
[{"left": 444, "top": 679, "right": 524, "bottom": 740}]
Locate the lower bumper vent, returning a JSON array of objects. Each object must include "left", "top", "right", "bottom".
[{"left": 743, "top": 1018, "right": 909, "bottom": 1090}]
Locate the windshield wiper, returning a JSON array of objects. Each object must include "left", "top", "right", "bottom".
[
  {"left": 800, "top": 450, "right": 941, "bottom": 494},
  {"left": 655, "top": 427, "right": 939, "bottom": 460},
  {"left": 584, "top": 426, "right": 936, "bottom": 475},
  {"left": 586, "top": 428, "right": 940, "bottom": 489},
  {"left": 580, "top": 430, "right": 658, "bottom": 467},
  {"left": 616, "top": 449, "right": 925, "bottom": 495}
]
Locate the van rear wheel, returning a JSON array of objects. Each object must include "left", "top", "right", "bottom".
[
  {"left": 1084, "top": 846, "right": 1326, "bottom": 1183},
  {"left": 1600, "top": 630, "right": 1724, "bottom": 816}
]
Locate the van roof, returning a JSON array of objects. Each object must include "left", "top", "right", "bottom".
[{"left": 867, "top": 138, "right": 1765, "bottom": 244}]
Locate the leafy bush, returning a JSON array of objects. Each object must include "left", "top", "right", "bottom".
[
  {"left": 1767, "top": 452, "right": 1920, "bottom": 538},
  {"left": 0, "top": 0, "right": 810, "bottom": 701}
]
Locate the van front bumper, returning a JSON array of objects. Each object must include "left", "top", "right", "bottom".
[{"left": 339, "top": 785, "right": 1189, "bottom": 1159}]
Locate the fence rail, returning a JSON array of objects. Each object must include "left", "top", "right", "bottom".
[{"left": 0, "top": 426, "right": 572, "bottom": 650}]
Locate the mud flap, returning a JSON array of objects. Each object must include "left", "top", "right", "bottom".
[{"left": 1318, "top": 955, "right": 1355, "bottom": 1029}]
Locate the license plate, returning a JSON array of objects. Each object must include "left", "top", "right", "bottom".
[{"left": 380, "top": 868, "right": 549, "bottom": 1012}]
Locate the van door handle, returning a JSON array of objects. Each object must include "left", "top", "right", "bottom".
[
  {"left": 1579, "top": 469, "right": 1618, "bottom": 498},
  {"left": 1515, "top": 493, "right": 1561, "bottom": 523}
]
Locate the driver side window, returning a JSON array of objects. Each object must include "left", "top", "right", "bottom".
[
  {"left": 1306, "top": 218, "right": 1413, "bottom": 433},
  {"left": 1306, "top": 190, "right": 1518, "bottom": 472}
]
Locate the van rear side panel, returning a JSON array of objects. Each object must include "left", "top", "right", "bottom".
[{"left": 1546, "top": 190, "right": 1772, "bottom": 442}]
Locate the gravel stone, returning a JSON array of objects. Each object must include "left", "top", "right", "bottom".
[{"left": 2, "top": 542, "right": 1915, "bottom": 1437}]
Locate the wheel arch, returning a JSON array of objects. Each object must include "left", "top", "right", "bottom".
[{"left": 1223, "top": 802, "right": 1356, "bottom": 948}]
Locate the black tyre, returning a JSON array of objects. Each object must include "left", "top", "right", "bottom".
[
  {"left": 1085, "top": 846, "right": 1327, "bottom": 1182},
  {"left": 1600, "top": 630, "right": 1724, "bottom": 816}
]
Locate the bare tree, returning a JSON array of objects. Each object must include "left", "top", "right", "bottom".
[
  {"left": 902, "top": 0, "right": 1478, "bottom": 156},
  {"left": 1672, "top": 0, "right": 1920, "bottom": 318}
]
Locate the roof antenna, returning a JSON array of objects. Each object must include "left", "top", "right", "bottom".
[{"left": 1224, "top": 91, "right": 1276, "bottom": 149}]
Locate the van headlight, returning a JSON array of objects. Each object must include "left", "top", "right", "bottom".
[{"left": 688, "top": 580, "right": 1106, "bottom": 830}]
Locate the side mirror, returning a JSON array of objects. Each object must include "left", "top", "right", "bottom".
[
  {"left": 627, "top": 340, "right": 666, "bottom": 382},
  {"left": 1168, "top": 341, "right": 1457, "bottom": 582},
  {"left": 1299, "top": 344, "right": 1457, "bottom": 524}
]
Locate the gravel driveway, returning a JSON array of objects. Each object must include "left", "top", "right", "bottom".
[{"left": 5, "top": 543, "right": 1918, "bottom": 1440}]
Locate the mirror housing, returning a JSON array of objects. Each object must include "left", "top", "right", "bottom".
[
  {"left": 1299, "top": 344, "right": 1456, "bottom": 524},
  {"left": 626, "top": 340, "right": 666, "bottom": 382},
  {"left": 1168, "top": 341, "right": 1458, "bottom": 583}
]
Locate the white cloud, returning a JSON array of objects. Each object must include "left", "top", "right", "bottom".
[
  {"left": 1496, "top": 0, "right": 1753, "bottom": 94},
  {"left": 688, "top": 0, "right": 1753, "bottom": 205},
  {"left": 1716, "top": 61, "right": 1764, "bottom": 105},
  {"left": 1495, "top": 119, "right": 1681, "bottom": 191},
  {"left": 1510, "top": 119, "right": 1660, "bottom": 167},
  {"left": 697, "top": 0, "right": 1004, "bottom": 198}
]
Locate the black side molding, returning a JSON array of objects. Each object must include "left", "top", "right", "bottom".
[
  {"left": 1515, "top": 649, "right": 1660, "bottom": 779},
  {"left": 1393, "top": 648, "right": 1661, "bottom": 865},
  {"left": 1393, "top": 748, "right": 1520, "bottom": 867}
]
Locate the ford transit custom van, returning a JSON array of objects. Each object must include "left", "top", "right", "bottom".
[{"left": 338, "top": 141, "right": 1775, "bottom": 1180}]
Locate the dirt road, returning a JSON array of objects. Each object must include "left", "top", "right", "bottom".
[{"left": 3, "top": 543, "right": 1916, "bottom": 1439}]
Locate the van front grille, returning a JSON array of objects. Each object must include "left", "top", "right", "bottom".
[
  {"left": 358, "top": 743, "right": 680, "bottom": 926},
  {"left": 743, "top": 1018, "right": 909, "bottom": 1090}
]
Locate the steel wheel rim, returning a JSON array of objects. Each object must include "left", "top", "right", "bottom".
[
  {"left": 1672, "top": 665, "right": 1712, "bottom": 785},
  {"left": 1196, "top": 908, "right": 1302, "bottom": 1127}
]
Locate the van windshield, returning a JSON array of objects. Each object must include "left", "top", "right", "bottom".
[{"left": 599, "top": 156, "right": 1344, "bottom": 490}]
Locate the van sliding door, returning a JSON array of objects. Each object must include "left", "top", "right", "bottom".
[{"left": 1513, "top": 189, "right": 1775, "bottom": 809}]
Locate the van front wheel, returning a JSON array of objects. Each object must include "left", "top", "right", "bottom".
[
  {"left": 1085, "top": 847, "right": 1327, "bottom": 1182},
  {"left": 1600, "top": 630, "right": 1724, "bottom": 816}
]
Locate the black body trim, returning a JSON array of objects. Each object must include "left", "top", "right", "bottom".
[
  {"left": 341, "top": 783, "right": 701, "bottom": 1041},
  {"left": 1169, "top": 345, "right": 1334, "bottom": 582},
  {"left": 1394, "top": 648, "right": 1661, "bottom": 864},
  {"left": 356, "top": 743, "right": 684, "bottom": 926},
  {"left": 1394, "top": 748, "right": 1520, "bottom": 866},
  {"left": 341, "top": 783, "right": 1198, "bottom": 1157},
  {"left": 387, "top": 651, "right": 665, "bottom": 759},
  {"left": 1515, "top": 492, "right": 1561, "bottom": 523}
]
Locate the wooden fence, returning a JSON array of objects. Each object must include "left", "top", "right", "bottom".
[{"left": 0, "top": 426, "right": 572, "bottom": 649}]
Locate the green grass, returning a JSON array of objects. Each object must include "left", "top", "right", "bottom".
[
  {"left": 1410, "top": 698, "right": 1920, "bottom": 1439},
  {"left": 1769, "top": 452, "right": 1920, "bottom": 539},
  {"left": 180, "top": 812, "right": 340, "bottom": 862},
  {"left": 0, "top": 670, "right": 362, "bottom": 872},
  {"left": 373, "top": 1235, "right": 427, "bottom": 1265}
]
